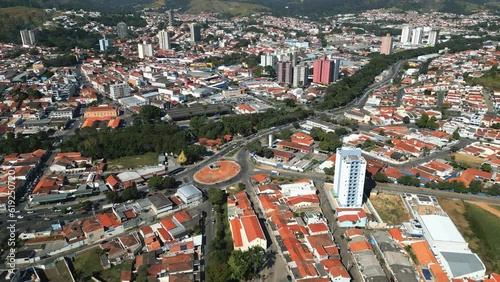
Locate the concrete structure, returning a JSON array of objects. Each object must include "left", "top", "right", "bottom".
[
  {"left": 313, "top": 57, "right": 340, "bottom": 84},
  {"left": 260, "top": 54, "right": 277, "bottom": 68},
  {"left": 109, "top": 82, "right": 131, "bottom": 100},
  {"left": 380, "top": 33, "right": 393, "bottom": 55},
  {"left": 99, "top": 37, "right": 112, "bottom": 51},
  {"left": 400, "top": 25, "right": 412, "bottom": 44},
  {"left": 84, "top": 106, "right": 118, "bottom": 118},
  {"left": 176, "top": 184, "right": 202, "bottom": 205},
  {"left": 167, "top": 10, "right": 175, "bottom": 26},
  {"left": 158, "top": 30, "right": 171, "bottom": 50},
  {"left": 293, "top": 63, "right": 309, "bottom": 87},
  {"left": 411, "top": 27, "right": 424, "bottom": 45},
  {"left": 117, "top": 22, "right": 128, "bottom": 38},
  {"left": 333, "top": 147, "right": 366, "bottom": 208},
  {"left": 190, "top": 23, "right": 201, "bottom": 42},
  {"left": 51, "top": 84, "right": 76, "bottom": 100},
  {"left": 20, "top": 29, "right": 36, "bottom": 46},
  {"left": 138, "top": 41, "right": 154, "bottom": 59},
  {"left": 276, "top": 61, "right": 293, "bottom": 85},
  {"left": 428, "top": 28, "right": 440, "bottom": 46},
  {"left": 230, "top": 214, "right": 267, "bottom": 251}
]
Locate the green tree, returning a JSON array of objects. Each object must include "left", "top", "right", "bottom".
[
  {"left": 373, "top": 172, "right": 390, "bottom": 183},
  {"left": 207, "top": 189, "right": 225, "bottom": 206},
  {"left": 121, "top": 186, "right": 138, "bottom": 201},
  {"left": 487, "top": 183, "right": 500, "bottom": 196},
  {"left": 137, "top": 105, "right": 162, "bottom": 124},
  {"left": 163, "top": 176, "right": 176, "bottom": 189},
  {"left": 481, "top": 163, "right": 492, "bottom": 173},
  {"left": 106, "top": 190, "right": 119, "bottom": 203},
  {"left": 468, "top": 180, "right": 483, "bottom": 194},
  {"left": 452, "top": 129, "right": 460, "bottom": 140},
  {"left": 284, "top": 98, "right": 296, "bottom": 107},
  {"left": 135, "top": 265, "right": 149, "bottom": 282},
  {"left": 292, "top": 121, "right": 300, "bottom": 129},
  {"left": 402, "top": 116, "right": 410, "bottom": 124},
  {"left": 228, "top": 247, "right": 265, "bottom": 281},
  {"left": 148, "top": 176, "right": 164, "bottom": 190}
]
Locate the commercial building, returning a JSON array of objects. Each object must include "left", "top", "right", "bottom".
[
  {"left": 167, "top": 10, "right": 175, "bottom": 26},
  {"left": 400, "top": 25, "right": 412, "bottom": 44},
  {"left": 99, "top": 37, "right": 112, "bottom": 51},
  {"left": 293, "top": 63, "right": 309, "bottom": 87},
  {"left": 176, "top": 184, "right": 202, "bottom": 205},
  {"left": 428, "top": 28, "right": 440, "bottom": 46},
  {"left": 333, "top": 147, "right": 366, "bottom": 208},
  {"left": 380, "top": 33, "right": 393, "bottom": 55},
  {"left": 20, "top": 29, "right": 36, "bottom": 46},
  {"left": 51, "top": 84, "right": 76, "bottom": 100},
  {"left": 412, "top": 27, "right": 424, "bottom": 45},
  {"left": 84, "top": 106, "right": 118, "bottom": 118},
  {"left": 157, "top": 30, "right": 171, "bottom": 50},
  {"left": 109, "top": 82, "right": 131, "bottom": 100},
  {"left": 117, "top": 22, "right": 128, "bottom": 38},
  {"left": 312, "top": 57, "right": 340, "bottom": 84},
  {"left": 138, "top": 41, "right": 154, "bottom": 59},
  {"left": 190, "top": 23, "right": 201, "bottom": 42},
  {"left": 276, "top": 61, "right": 293, "bottom": 85}
]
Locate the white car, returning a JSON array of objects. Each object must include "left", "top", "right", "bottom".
[
  {"left": 67, "top": 211, "right": 74, "bottom": 215},
  {"left": 17, "top": 215, "right": 23, "bottom": 219},
  {"left": 44, "top": 217, "right": 50, "bottom": 220},
  {"left": 27, "top": 211, "right": 34, "bottom": 214}
]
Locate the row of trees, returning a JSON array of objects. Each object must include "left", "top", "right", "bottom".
[
  {"left": 189, "top": 108, "right": 313, "bottom": 140},
  {"left": 0, "top": 131, "right": 52, "bottom": 155},
  {"left": 60, "top": 124, "right": 205, "bottom": 164},
  {"left": 106, "top": 186, "right": 139, "bottom": 203}
]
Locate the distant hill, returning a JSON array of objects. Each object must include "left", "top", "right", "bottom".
[
  {"left": 185, "top": 0, "right": 269, "bottom": 16},
  {"left": 0, "top": 6, "right": 46, "bottom": 44},
  {"left": 0, "top": 0, "right": 156, "bottom": 12}
]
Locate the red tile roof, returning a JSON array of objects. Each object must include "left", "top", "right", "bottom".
[
  {"left": 240, "top": 215, "right": 266, "bottom": 243},
  {"left": 173, "top": 211, "right": 192, "bottom": 223}
]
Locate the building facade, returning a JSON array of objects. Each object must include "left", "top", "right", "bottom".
[
  {"left": 157, "top": 30, "right": 171, "bottom": 50},
  {"left": 20, "top": 30, "right": 36, "bottom": 46},
  {"left": 334, "top": 147, "right": 366, "bottom": 208},
  {"left": 312, "top": 57, "right": 340, "bottom": 84},
  {"left": 109, "top": 82, "right": 131, "bottom": 100},
  {"left": 260, "top": 54, "right": 277, "bottom": 68},
  {"left": 276, "top": 61, "right": 293, "bottom": 85},
  {"left": 99, "top": 38, "right": 112, "bottom": 51},
  {"left": 138, "top": 41, "right": 154, "bottom": 59},
  {"left": 411, "top": 27, "right": 423, "bottom": 45},
  {"left": 117, "top": 22, "right": 128, "bottom": 38},
  {"left": 190, "top": 23, "right": 201, "bottom": 42},
  {"left": 428, "top": 28, "right": 440, "bottom": 46},
  {"left": 293, "top": 64, "right": 309, "bottom": 87},
  {"left": 400, "top": 25, "right": 412, "bottom": 44},
  {"left": 380, "top": 33, "right": 393, "bottom": 55}
]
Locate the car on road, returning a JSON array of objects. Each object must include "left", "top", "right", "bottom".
[
  {"left": 67, "top": 211, "right": 74, "bottom": 215},
  {"left": 27, "top": 211, "right": 34, "bottom": 214},
  {"left": 17, "top": 215, "right": 23, "bottom": 219},
  {"left": 53, "top": 208, "right": 61, "bottom": 212},
  {"left": 212, "top": 219, "right": 215, "bottom": 224},
  {"left": 44, "top": 217, "right": 50, "bottom": 220}
]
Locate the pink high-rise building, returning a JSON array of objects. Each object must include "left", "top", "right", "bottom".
[
  {"left": 313, "top": 57, "right": 340, "bottom": 84},
  {"left": 380, "top": 33, "right": 393, "bottom": 55}
]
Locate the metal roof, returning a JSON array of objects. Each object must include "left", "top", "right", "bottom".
[{"left": 440, "top": 251, "right": 485, "bottom": 278}]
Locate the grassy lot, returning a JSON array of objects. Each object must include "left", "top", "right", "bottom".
[
  {"left": 473, "top": 75, "right": 500, "bottom": 91},
  {"left": 187, "top": 0, "right": 269, "bottom": 16},
  {"left": 98, "top": 260, "right": 132, "bottom": 282},
  {"left": 44, "top": 260, "right": 74, "bottom": 282},
  {"left": 439, "top": 198, "right": 500, "bottom": 273},
  {"left": 369, "top": 194, "right": 410, "bottom": 225},
  {"left": 452, "top": 153, "right": 484, "bottom": 166},
  {"left": 73, "top": 248, "right": 104, "bottom": 280},
  {"left": 108, "top": 152, "right": 158, "bottom": 169},
  {"left": 493, "top": 205, "right": 500, "bottom": 212}
]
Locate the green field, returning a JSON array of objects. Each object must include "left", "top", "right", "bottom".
[
  {"left": 464, "top": 202, "right": 500, "bottom": 273},
  {"left": 186, "top": 0, "right": 268, "bottom": 16},
  {"left": 73, "top": 248, "right": 132, "bottom": 282},
  {"left": 473, "top": 75, "right": 500, "bottom": 91},
  {"left": 108, "top": 152, "right": 158, "bottom": 169}
]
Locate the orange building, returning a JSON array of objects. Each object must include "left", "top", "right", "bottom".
[{"left": 84, "top": 106, "right": 118, "bottom": 118}]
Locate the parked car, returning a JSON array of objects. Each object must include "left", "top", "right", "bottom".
[
  {"left": 27, "top": 211, "right": 34, "bottom": 214},
  {"left": 17, "top": 215, "right": 23, "bottom": 219}
]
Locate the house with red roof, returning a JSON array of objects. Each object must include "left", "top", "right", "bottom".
[
  {"left": 229, "top": 214, "right": 267, "bottom": 251},
  {"left": 336, "top": 208, "right": 367, "bottom": 228}
]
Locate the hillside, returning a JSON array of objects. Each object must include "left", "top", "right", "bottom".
[
  {"left": 186, "top": 0, "right": 269, "bottom": 16},
  {"left": 0, "top": 0, "right": 156, "bottom": 12},
  {"left": 0, "top": 6, "right": 46, "bottom": 44}
]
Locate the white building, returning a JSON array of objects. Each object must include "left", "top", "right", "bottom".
[
  {"left": 400, "top": 25, "right": 412, "bottom": 44},
  {"left": 176, "top": 184, "right": 202, "bottom": 205},
  {"left": 229, "top": 214, "right": 267, "bottom": 252},
  {"left": 138, "top": 41, "right": 154, "bottom": 59},
  {"left": 260, "top": 54, "right": 277, "bottom": 68},
  {"left": 99, "top": 38, "right": 112, "bottom": 51},
  {"left": 411, "top": 27, "right": 424, "bottom": 45},
  {"left": 157, "top": 30, "right": 171, "bottom": 50},
  {"left": 279, "top": 180, "right": 316, "bottom": 197},
  {"left": 20, "top": 30, "right": 36, "bottom": 46},
  {"left": 428, "top": 28, "right": 440, "bottom": 46},
  {"left": 109, "top": 82, "right": 131, "bottom": 100},
  {"left": 293, "top": 64, "right": 309, "bottom": 87},
  {"left": 333, "top": 147, "right": 366, "bottom": 208}
]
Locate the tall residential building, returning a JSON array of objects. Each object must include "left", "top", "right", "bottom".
[
  {"left": 167, "top": 10, "right": 175, "bottom": 26},
  {"left": 260, "top": 54, "right": 277, "bottom": 68},
  {"left": 276, "top": 61, "right": 293, "bottom": 85},
  {"left": 117, "top": 22, "right": 128, "bottom": 39},
  {"left": 99, "top": 37, "right": 112, "bottom": 51},
  {"left": 380, "top": 33, "right": 393, "bottom": 55},
  {"left": 428, "top": 28, "right": 440, "bottom": 46},
  {"left": 157, "top": 30, "right": 171, "bottom": 50},
  {"left": 20, "top": 29, "right": 36, "bottom": 46},
  {"left": 138, "top": 41, "right": 154, "bottom": 59},
  {"left": 334, "top": 147, "right": 367, "bottom": 208},
  {"left": 312, "top": 57, "right": 340, "bottom": 84},
  {"left": 293, "top": 64, "right": 309, "bottom": 87},
  {"left": 190, "top": 23, "right": 201, "bottom": 42},
  {"left": 411, "top": 27, "right": 424, "bottom": 45},
  {"left": 400, "top": 25, "right": 412, "bottom": 44},
  {"left": 109, "top": 82, "right": 131, "bottom": 100}
]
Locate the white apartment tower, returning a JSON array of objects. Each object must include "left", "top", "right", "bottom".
[
  {"left": 20, "top": 29, "right": 36, "bottom": 46},
  {"left": 293, "top": 64, "right": 309, "bottom": 87},
  {"left": 428, "top": 28, "right": 440, "bottom": 46},
  {"left": 109, "top": 82, "right": 131, "bottom": 100},
  {"left": 334, "top": 147, "right": 366, "bottom": 208},
  {"left": 138, "top": 41, "right": 154, "bottom": 59},
  {"left": 400, "top": 25, "right": 412, "bottom": 44},
  {"left": 260, "top": 54, "right": 277, "bottom": 68},
  {"left": 158, "top": 30, "right": 171, "bottom": 50},
  {"left": 411, "top": 27, "right": 424, "bottom": 45}
]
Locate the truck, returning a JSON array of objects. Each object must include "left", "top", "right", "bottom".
[{"left": 271, "top": 170, "right": 280, "bottom": 176}]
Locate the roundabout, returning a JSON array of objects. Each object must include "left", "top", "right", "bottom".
[{"left": 193, "top": 160, "right": 241, "bottom": 185}]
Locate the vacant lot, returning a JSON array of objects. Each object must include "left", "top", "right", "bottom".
[
  {"left": 369, "top": 193, "right": 410, "bottom": 225},
  {"left": 108, "top": 152, "right": 158, "bottom": 169},
  {"left": 468, "top": 202, "right": 500, "bottom": 218},
  {"left": 439, "top": 198, "right": 500, "bottom": 273},
  {"left": 73, "top": 248, "right": 133, "bottom": 282},
  {"left": 452, "top": 153, "right": 484, "bottom": 166}
]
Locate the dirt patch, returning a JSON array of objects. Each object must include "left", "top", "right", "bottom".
[
  {"left": 452, "top": 153, "right": 484, "bottom": 166},
  {"left": 467, "top": 201, "right": 500, "bottom": 218},
  {"left": 194, "top": 161, "right": 241, "bottom": 185},
  {"left": 369, "top": 193, "right": 410, "bottom": 225}
]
